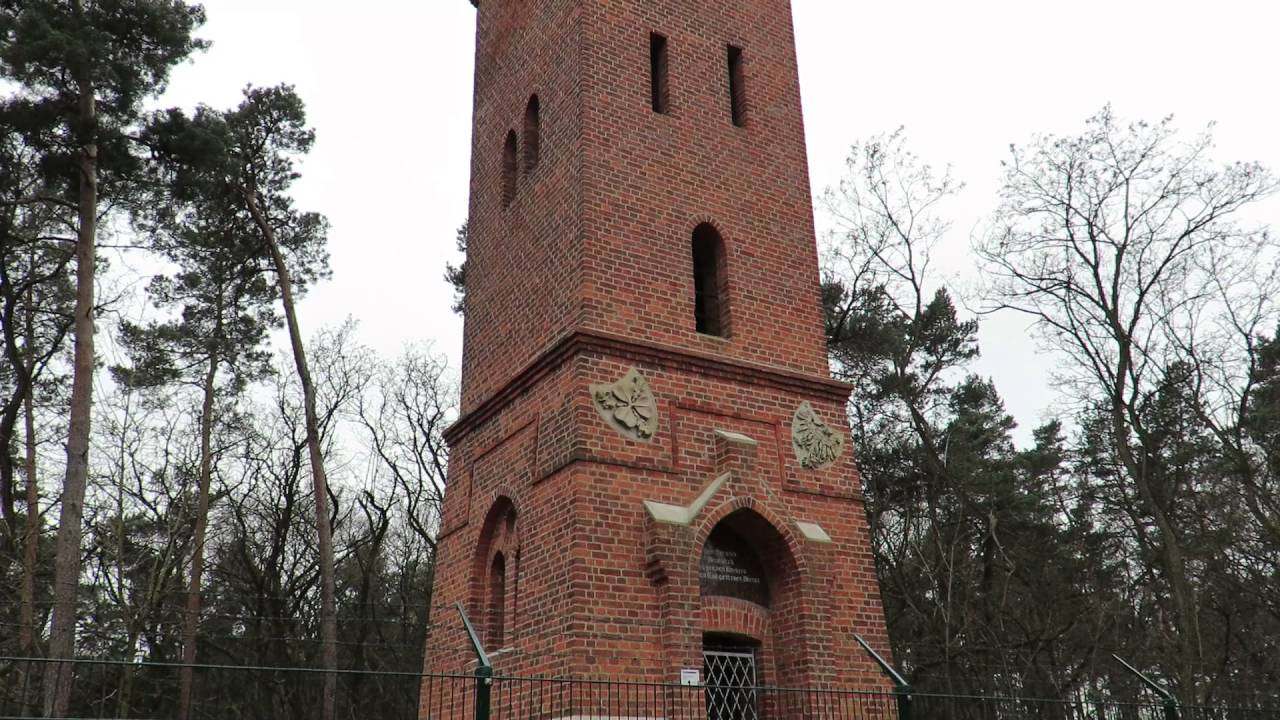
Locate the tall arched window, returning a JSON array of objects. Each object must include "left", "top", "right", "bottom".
[
  {"left": 473, "top": 498, "right": 518, "bottom": 653},
  {"left": 692, "top": 223, "right": 729, "bottom": 336},
  {"left": 488, "top": 552, "right": 507, "bottom": 651},
  {"left": 502, "top": 130, "right": 519, "bottom": 206},
  {"left": 523, "top": 95, "right": 541, "bottom": 174}
]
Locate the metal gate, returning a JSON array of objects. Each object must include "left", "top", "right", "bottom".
[{"left": 704, "top": 648, "right": 759, "bottom": 720}]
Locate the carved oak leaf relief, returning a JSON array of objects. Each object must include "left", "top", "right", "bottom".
[
  {"left": 590, "top": 368, "right": 659, "bottom": 441},
  {"left": 792, "top": 401, "right": 844, "bottom": 470}
]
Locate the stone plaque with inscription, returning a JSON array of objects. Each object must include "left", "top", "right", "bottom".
[{"left": 699, "top": 525, "right": 770, "bottom": 607}]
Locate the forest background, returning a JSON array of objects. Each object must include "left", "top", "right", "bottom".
[{"left": 2, "top": 1, "right": 1279, "bottom": 719}]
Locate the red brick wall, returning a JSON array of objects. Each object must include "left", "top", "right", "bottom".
[
  {"left": 426, "top": 0, "right": 892, "bottom": 707},
  {"left": 460, "top": 0, "right": 828, "bottom": 414},
  {"left": 577, "top": 0, "right": 829, "bottom": 376},
  {"left": 426, "top": 343, "right": 892, "bottom": 684},
  {"left": 458, "top": 0, "right": 586, "bottom": 414}
]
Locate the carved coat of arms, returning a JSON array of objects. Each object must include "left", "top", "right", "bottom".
[
  {"left": 791, "top": 401, "right": 844, "bottom": 470},
  {"left": 590, "top": 368, "right": 659, "bottom": 441}
]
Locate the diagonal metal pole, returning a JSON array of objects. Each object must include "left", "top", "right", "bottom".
[
  {"left": 856, "top": 635, "right": 912, "bottom": 720},
  {"left": 457, "top": 603, "right": 493, "bottom": 720},
  {"left": 1114, "top": 655, "right": 1180, "bottom": 720}
]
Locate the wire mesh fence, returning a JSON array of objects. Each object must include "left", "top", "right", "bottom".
[
  {"left": 910, "top": 693, "right": 1279, "bottom": 720},
  {"left": 2, "top": 656, "right": 1277, "bottom": 720},
  {"left": 0, "top": 656, "right": 427, "bottom": 720}
]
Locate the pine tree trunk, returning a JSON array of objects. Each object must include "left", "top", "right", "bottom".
[
  {"left": 18, "top": 329, "right": 39, "bottom": 714},
  {"left": 111, "top": 394, "right": 133, "bottom": 719},
  {"left": 244, "top": 192, "right": 338, "bottom": 720},
  {"left": 178, "top": 354, "right": 219, "bottom": 720},
  {"left": 44, "top": 55, "right": 97, "bottom": 717}
]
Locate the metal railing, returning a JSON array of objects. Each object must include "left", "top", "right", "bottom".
[
  {"left": 0, "top": 619, "right": 1274, "bottom": 720},
  {"left": 2, "top": 655, "right": 1278, "bottom": 720},
  {"left": 0, "top": 655, "right": 429, "bottom": 719},
  {"left": 439, "top": 676, "right": 900, "bottom": 720}
]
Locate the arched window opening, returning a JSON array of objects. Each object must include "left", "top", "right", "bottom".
[
  {"left": 692, "top": 223, "right": 728, "bottom": 337},
  {"left": 502, "top": 130, "right": 519, "bottom": 206},
  {"left": 473, "top": 497, "right": 518, "bottom": 652},
  {"left": 488, "top": 552, "right": 507, "bottom": 651},
  {"left": 523, "top": 95, "right": 541, "bottom": 174}
]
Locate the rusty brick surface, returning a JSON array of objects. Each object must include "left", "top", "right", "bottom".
[{"left": 424, "top": 0, "right": 892, "bottom": 709}]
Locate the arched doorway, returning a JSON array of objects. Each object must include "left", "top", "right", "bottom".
[{"left": 698, "top": 509, "right": 802, "bottom": 718}]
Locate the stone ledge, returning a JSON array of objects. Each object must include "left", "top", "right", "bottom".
[
  {"left": 796, "top": 521, "right": 833, "bottom": 544},
  {"left": 447, "top": 329, "right": 852, "bottom": 445},
  {"left": 644, "top": 472, "right": 731, "bottom": 526}
]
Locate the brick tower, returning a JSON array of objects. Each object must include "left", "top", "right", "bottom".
[{"left": 425, "top": 0, "right": 891, "bottom": 698}]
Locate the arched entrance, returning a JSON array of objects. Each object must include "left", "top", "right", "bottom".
[
  {"left": 472, "top": 496, "right": 519, "bottom": 654},
  {"left": 698, "top": 509, "right": 802, "bottom": 719}
]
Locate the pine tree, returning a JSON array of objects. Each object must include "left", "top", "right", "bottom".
[
  {"left": 0, "top": 2, "right": 206, "bottom": 713},
  {"left": 114, "top": 187, "right": 277, "bottom": 720},
  {"left": 0, "top": 122, "right": 75, "bottom": 715},
  {"left": 143, "top": 84, "right": 338, "bottom": 720}
]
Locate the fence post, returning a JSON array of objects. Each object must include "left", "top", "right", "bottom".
[
  {"left": 1113, "top": 654, "right": 1180, "bottom": 720},
  {"left": 456, "top": 603, "right": 493, "bottom": 720},
  {"left": 474, "top": 664, "right": 493, "bottom": 720},
  {"left": 855, "top": 635, "right": 912, "bottom": 720}
]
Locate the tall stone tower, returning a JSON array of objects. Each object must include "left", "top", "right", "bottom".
[{"left": 425, "top": 0, "right": 891, "bottom": 695}]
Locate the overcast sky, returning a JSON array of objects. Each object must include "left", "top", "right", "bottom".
[{"left": 151, "top": 0, "right": 1280, "bottom": 445}]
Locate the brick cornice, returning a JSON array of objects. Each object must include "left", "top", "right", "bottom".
[{"left": 445, "top": 329, "right": 852, "bottom": 444}]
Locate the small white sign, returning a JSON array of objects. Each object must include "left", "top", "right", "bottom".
[{"left": 680, "top": 668, "right": 700, "bottom": 686}]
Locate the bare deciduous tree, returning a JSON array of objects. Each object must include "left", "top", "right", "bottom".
[{"left": 977, "top": 106, "right": 1280, "bottom": 703}]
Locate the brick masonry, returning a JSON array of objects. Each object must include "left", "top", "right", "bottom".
[{"left": 424, "top": 0, "right": 893, "bottom": 706}]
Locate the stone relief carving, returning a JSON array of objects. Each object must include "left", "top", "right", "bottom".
[
  {"left": 591, "top": 368, "right": 659, "bottom": 441},
  {"left": 791, "top": 401, "right": 844, "bottom": 470}
]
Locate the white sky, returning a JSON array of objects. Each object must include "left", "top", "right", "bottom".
[{"left": 154, "top": 0, "right": 1280, "bottom": 445}]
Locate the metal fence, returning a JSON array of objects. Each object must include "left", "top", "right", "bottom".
[
  {"left": 2, "top": 656, "right": 1278, "bottom": 720},
  {"left": 449, "top": 675, "right": 902, "bottom": 720},
  {"left": 0, "top": 656, "right": 426, "bottom": 720}
]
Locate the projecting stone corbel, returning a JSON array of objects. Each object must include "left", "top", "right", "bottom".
[
  {"left": 796, "top": 521, "right": 833, "bottom": 544},
  {"left": 714, "top": 429, "right": 758, "bottom": 477},
  {"left": 714, "top": 429, "right": 757, "bottom": 447},
  {"left": 644, "top": 472, "right": 731, "bottom": 527}
]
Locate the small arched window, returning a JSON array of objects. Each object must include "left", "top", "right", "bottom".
[
  {"left": 488, "top": 552, "right": 506, "bottom": 651},
  {"left": 692, "top": 223, "right": 729, "bottom": 337},
  {"left": 523, "top": 95, "right": 541, "bottom": 174},
  {"left": 502, "top": 130, "right": 519, "bottom": 207}
]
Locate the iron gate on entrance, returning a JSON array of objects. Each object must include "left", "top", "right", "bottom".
[{"left": 704, "top": 648, "right": 760, "bottom": 720}]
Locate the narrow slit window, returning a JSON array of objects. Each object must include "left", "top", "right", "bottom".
[
  {"left": 727, "top": 45, "right": 746, "bottom": 127},
  {"left": 650, "top": 33, "right": 669, "bottom": 114},
  {"left": 488, "top": 552, "right": 506, "bottom": 651},
  {"left": 523, "top": 95, "right": 541, "bottom": 174},
  {"left": 692, "top": 223, "right": 728, "bottom": 337},
  {"left": 502, "top": 130, "right": 518, "bottom": 206}
]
